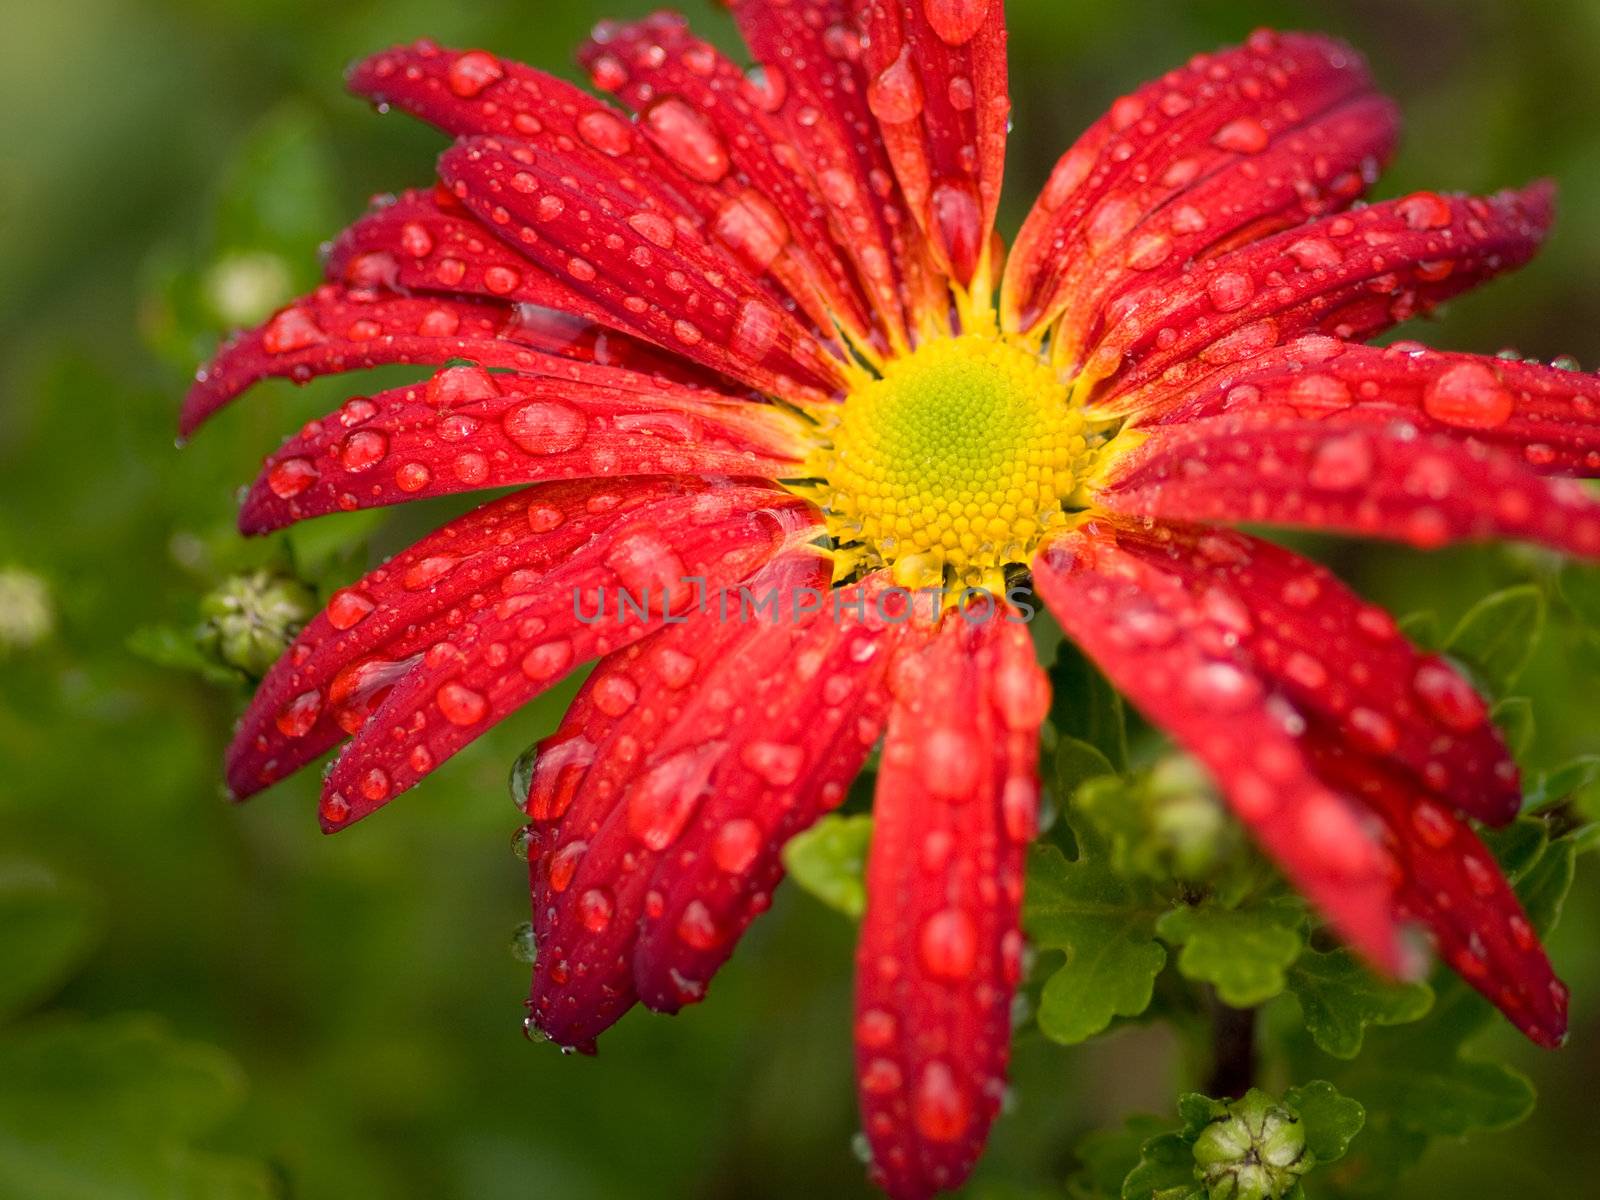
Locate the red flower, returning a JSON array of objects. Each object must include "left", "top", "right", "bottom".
[{"left": 186, "top": 6, "right": 1600, "bottom": 1197}]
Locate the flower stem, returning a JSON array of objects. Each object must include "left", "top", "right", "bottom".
[{"left": 1205, "top": 995, "right": 1257, "bottom": 1098}]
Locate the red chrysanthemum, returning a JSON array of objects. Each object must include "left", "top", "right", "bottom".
[{"left": 184, "top": 5, "right": 1600, "bottom": 1197}]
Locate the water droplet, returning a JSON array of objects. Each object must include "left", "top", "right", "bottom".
[
  {"left": 732, "top": 299, "right": 780, "bottom": 359},
  {"left": 713, "top": 190, "right": 791, "bottom": 272},
  {"left": 403, "top": 555, "right": 460, "bottom": 591},
  {"left": 448, "top": 51, "right": 504, "bottom": 98},
  {"left": 267, "top": 457, "right": 318, "bottom": 499},
  {"left": 740, "top": 740, "right": 804, "bottom": 787},
  {"left": 919, "top": 909, "right": 978, "bottom": 980},
  {"left": 627, "top": 750, "right": 707, "bottom": 849},
  {"left": 521, "top": 639, "right": 574, "bottom": 681},
  {"left": 1423, "top": 362, "right": 1514, "bottom": 429},
  {"left": 437, "top": 681, "right": 489, "bottom": 725},
  {"left": 509, "top": 920, "right": 538, "bottom": 963},
  {"left": 1185, "top": 661, "right": 1261, "bottom": 712},
  {"left": 1396, "top": 191, "right": 1453, "bottom": 231},
  {"left": 399, "top": 221, "right": 434, "bottom": 257},
  {"left": 924, "top": 0, "right": 990, "bottom": 45},
  {"left": 1410, "top": 800, "right": 1455, "bottom": 849},
  {"left": 275, "top": 690, "right": 323, "bottom": 738},
  {"left": 663, "top": 899, "right": 719, "bottom": 956},
  {"left": 1212, "top": 116, "right": 1269, "bottom": 153},
  {"left": 1308, "top": 432, "right": 1375, "bottom": 489},
  {"left": 920, "top": 728, "right": 981, "bottom": 799},
  {"left": 643, "top": 96, "right": 731, "bottom": 183},
  {"left": 327, "top": 588, "right": 375, "bottom": 630},
  {"left": 913, "top": 1061, "right": 970, "bottom": 1142},
  {"left": 626, "top": 211, "right": 677, "bottom": 249},
  {"left": 867, "top": 46, "right": 924, "bottom": 124},
  {"left": 592, "top": 673, "right": 639, "bottom": 717},
  {"left": 577, "top": 108, "right": 633, "bottom": 156},
  {"left": 577, "top": 887, "right": 614, "bottom": 932},
  {"left": 261, "top": 307, "right": 325, "bottom": 354},
  {"left": 1412, "top": 658, "right": 1488, "bottom": 732},
  {"left": 1207, "top": 270, "right": 1256, "bottom": 312},
  {"left": 712, "top": 818, "right": 763, "bottom": 874},
  {"left": 503, "top": 401, "right": 588, "bottom": 454}
]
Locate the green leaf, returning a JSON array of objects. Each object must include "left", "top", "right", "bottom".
[
  {"left": 1049, "top": 642, "right": 1128, "bottom": 771},
  {"left": 1155, "top": 902, "right": 1305, "bottom": 1008},
  {"left": 1281, "top": 1080, "right": 1366, "bottom": 1164},
  {"left": 125, "top": 625, "right": 244, "bottom": 687},
  {"left": 1444, "top": 584, "right": 1545, "bottom": 695},
  {"left": 0, "top": 1015, "right": 278, "bottom": 1200},
  {"left": 1285, "top": 948, "right": 1433, "bottom": 1059},
  {"left": 0, "top": 862, "right": 99, "bottom": 1021},
  {"left": 1056, "top": 736, "right": 1117, "bottom": 804},
  {"left": 1489, "top": 696, "right": 1534, "bottom": 758},
  {"left": 1557, "top": 560, "right": 1600, "bottom": 627},
  {"left": 1120, "top": 1132, "right": 1200, "bottom": 1200},
  {"left": 1396, "top": 610, "right": 1440, "bottom": 649},
  {"left": 781, "top": 814, "right": 872, "bottom": 919},
  {"left": 1524, "top": 754, "right": 1600, "bottom": 814},
  {"left": 1023, "top": 843, "right": 1166, "bottom": 1045},
  {"left": 1069, "top": 1115, "right": 1173, "bottom": 1199}
]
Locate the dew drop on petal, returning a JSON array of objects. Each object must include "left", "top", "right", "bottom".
[
  {"left": 924, "top": 0, "right": 990, "bottom": 45},
  {"left": 867, "top": 46, "right": 924, "bottom": 124},
  {"left": 919, "top": 908, "right": 978, "bottom": 980},
  {"left": 913, "top": 1061, "right": 970, "bottom": 1143},
  {"left": 268, "top": 457, "right": 319, "bottom": 499},
  {"left": 644, "top": 96, "right": 731, "bottom": 183},
  {"left": 504, "top": 401, "right": 588, "bottom": 454},
  {"left": 712, "top": 818, "right": 763, "bottom": 874},
  {"left": 437, "top": 681, "right": 489, "bottom": 726},
  {"left": 447, "top": 51, "right": 503, "bottom": 98},
  {"left": 1423, "top": 362, "right": 1514, "bottom": 429}
]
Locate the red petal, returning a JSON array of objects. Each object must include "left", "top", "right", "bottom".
[
  {"left": 854, "top": 610, "right": 1045, "bottom": 1199},
  {"left": 1065, "top": 523, "right": 1519, "bottom": 824},
  {"left": 439, "top": 136, "right": 850, "bottom": 403},
  {"left": 1033, "top": 522, "right": 1403, "bottom": 972},
  {"left": 1085, "top": 183, "right": 1555, "bottom": 416},
  {"left": 729, "top": 0, "right": 946, "bottom": 345},
  {"left": 1148, "top": 338, "right": 1600, "bottom": 477},
  {"left": 524, "top": 570, "right": 930, "bottom": 1048},
  {"left": 226, "top": 478, "right": 815, "bottom": 808},
  {"left": 577, "top": 15, "right": 879, "bottom": 353},
  {"left": 348, "top": 42, "right": 696, "bottom": 218},
  {"left": 1310, "top": 746, "right": 1567, "bottom": 1047},
  {"left": 182, "top": 286, "right": 708, "bottom": 436},
  {"left": 241, "top": 364, "right": 806, "bottom": 532},
  {"left": 1004, "top": 31, "right": 1395, "bottom": 338},
  {"left": 326, "top": 188, "right": 602, "bottom": 313},
  {"left": 317, "top": 483, "right": 818, "bottom": 828},
  {"left": 1097, "top": 413, "right": 1600, "bottom": 558},
  {"left": 856, "top": 0, "right": 1009, "bottom": 288}
]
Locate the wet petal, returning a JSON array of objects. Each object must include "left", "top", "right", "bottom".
[
  {"left": 182, "top": 285, "right": 707, "bottom": 436},
  {"left": 1097, "top": 413, "right": 1600, "bottom": 558},
  {"left": 857, "top": 0, "right": 1009, "bottom": 288},
  {"left": 729, "top": 0, "right": 947, "bottom": 345},
  {"left": 225, "top": 478, "right": 816, "bottom": 815},
  {"left": 855, "top": 610, "right": 1044, "bottom": 1199},
  {"left": 1310, "top": 746, "right": 1567, "bottom": 1048},
  {"left": 524, "top": 571, "right": 929, "bottom": 1048},
  {"left": 439, "top": 136, "right": 851, "bottom": 403},
  {"left": 1149, "top": 339, "right": 1600, "bottom": 477},
  {"left": 1005, "top": 31, "right": 1395, "bottom": 340},
  {"left": 241, "top": 364, "right": 807, "bottom": 531},
  {"left": 1085, "top": 183, "right": 1555, "bottom": 416},
  {"left": 578, "top": 15, "right": 879, "bottom": 354},
  {"left": 1033, "top": 523, "right": 1403, "bottom": 972}
]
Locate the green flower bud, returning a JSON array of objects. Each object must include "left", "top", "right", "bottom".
[
  {"left": 197, "top": 569, "right": 316, "bottom": 677},
  {"left": 1146, "top": 756, "right": 1236, "bottom": 882},
  {"left": 1192, "top": 1090, "right": 1309, "bottom": 1200},
  {"left": 0, "top": 567, "right": 56, "bottom": 654}
]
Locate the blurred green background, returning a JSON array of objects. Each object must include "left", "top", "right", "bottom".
[{"left": 2, "top": 1, "right": 1599, "bottom": 1197}]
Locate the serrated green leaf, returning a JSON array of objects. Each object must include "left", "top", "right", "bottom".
[
  {"left": 1155, "top": 902, "right": 1305, "bottom": 1008},
  {"left": 1068, "top": 1114, "right": 1172, "bottom": 1200},
  {"left": 1444, "top": 584, "right": 1545, "bottom": 695},
  {"left": 1120, "top": 1132, "right": 1200, "bottom": 1200},
  {"left": 1282, "top": 1080, "right": 1365, "bottom": 1164},
  {"left": 1285, "top": 948, "right": 1433, "bottom": 1059},
  {"left": 0, "top": 862, "right": 99, "bottom": 1021},
  {"left": 781, "top": 814, "right": 872, "bottom": 919},
  {"left": 0, "top": 1015, "right": 278, "bottom": 1200},
  {"left": 1490, "top": 696, "right": 1534, "bottom": 758},
  {"left": 1049, "top": 642, "right": 1128, "bottom": 771},
  {"left": 1023, "top": 843, "right": 1166, "bottom": 1045},
  {"left": 1056, "top": 736, "right": 1117, "bottom": 803}
]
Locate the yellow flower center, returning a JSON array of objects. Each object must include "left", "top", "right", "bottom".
[{"left": 802, "top": 330, "right": 1091, "bottom": 595}]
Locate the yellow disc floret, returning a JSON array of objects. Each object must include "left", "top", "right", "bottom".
[{"left": 804, "top": 331, "right": 1090, "bottom": 595}]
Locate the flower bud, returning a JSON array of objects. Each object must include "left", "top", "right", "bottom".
[
  {"left": 197, "top": 569, "right": 315, "bottom": 677},
  {"left": 0, "top": 567, "right": 55, "bottom": 654},
  {"left": 1192, "top": 1089, "right": 1309, "bottom": 1200}
]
